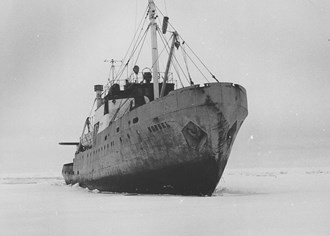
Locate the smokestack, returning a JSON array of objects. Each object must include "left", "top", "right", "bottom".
[{"left": 94, "top": 85, "right": 103, "bottom": 109}]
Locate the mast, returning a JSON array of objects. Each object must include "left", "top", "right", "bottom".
[
  {"left": 160, "top": 31, "right": 178, "bottom": 97},
  {"left": 148, "top": 0, "right": 160, "bottom": 99}
]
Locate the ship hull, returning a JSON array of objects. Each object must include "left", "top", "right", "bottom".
[
  {"left": 80, "top": 156, "right": 227, "bottom": 196},
  {"left": 62, "top": 82, "right": 248, "bottom": 196}
]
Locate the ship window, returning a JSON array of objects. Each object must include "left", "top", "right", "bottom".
[
  {"left": 161, "top": 123, "right": 166, "bottom": 128},
  {"left": 116, "top": 127, "right": 119, "bottom": 132},
  {"left": 127, "top": 134, "right": 130, "bottom": 139},
  {"left": 151, "top": 126, "right": 157, "bottom": 132},
  {"left": 148, "top": 127, "right": 152, "bottom": 132},
  {"left": 105, "top": 136, "right": 107, "bottom": 141},
  {"left": 154, "top": 125, "right": 159, "bottom": 131},
  {"left": 157, "top": 124, "right": 162, "bottom": 130},
  {"left": 133, "top": 117, "right": 139, "bottom": 124},
  {"left": 128, "top": 120, "right": 131, "bottom": 125},
  {"left": 77, "top": 171, "right": 79, "bottom": 175},
  {"left": 120, "top": 137, "right": 122, "bottom": 143},
  {"left": 165, "top": 122, "right": 170, "bottom": 127}
]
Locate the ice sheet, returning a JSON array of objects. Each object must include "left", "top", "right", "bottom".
[{"left": 1, "top": 168, "right": 329, "bottom": 236}]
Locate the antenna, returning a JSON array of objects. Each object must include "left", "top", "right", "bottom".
[{"left": 104, "top": 59, "right": 123, "bottom": 83}]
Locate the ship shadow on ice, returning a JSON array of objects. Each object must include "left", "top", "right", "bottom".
[
  {"left": 87, "top": 188, "right": 266, "bottom": 197},
  {"left": 213, "top": 187, "right": 266, "bottom": 197},
  {"left": 69, "top": 185, "right": 264, "bottom": 197}
]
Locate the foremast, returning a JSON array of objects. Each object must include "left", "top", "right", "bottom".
[{"left": 148, "top": 0, "right": 160, "bottom": 99}]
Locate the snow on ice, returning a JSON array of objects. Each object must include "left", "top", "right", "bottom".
[{"left": 1, "top": 168, "right": 329, "bottom": 236}]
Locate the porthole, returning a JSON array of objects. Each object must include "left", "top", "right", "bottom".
[
  {"left": 116, "top": 127, "right": 119, "bottom": 132},
  {"left": 133, "top": 117, "right": 139, "bottom": 124}
]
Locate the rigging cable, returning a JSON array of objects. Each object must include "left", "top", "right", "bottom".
[
  {"left": 155, "top": 5, "right": 219, "bottom": 83},
  {"left": 181, "top": 42, "right": 194, "bottom": 85},
  {"left": 163, "top": 0, "right": 168, "bottom": 16},
  {"left": 157, "top": 29, "right": 186, "bottom": 87},
  {"left": 114, "top": 5, "right": 149, "bottom": 82},
  {"left": 115, "top": 25, "right": 150, "bottom": 82},
  {"left": 149, "top": 28, "right": 172, "bottom": 73},
  {"left": 132, "top": 26, "right": 151, "bottom": 67},
  {"left": 121, "top": 5, "right": 148, "bottom": 67},
  {"left": 182, "top": 41, "right": 219, "bottom": 83},
  {"left": 109, "top": 96, "right": 131, "bottom": 124},
  {"left": 179, "top": 38, "right": 210, "bottom": 83}
]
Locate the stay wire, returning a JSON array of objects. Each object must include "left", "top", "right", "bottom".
[
  {"left": 114, "top": 5, "right": 149, "bottom": 82},
  {"left": 183, "top": 41, "right": 219, "bottom": 83},
  {"left": 149, "top": 28, "right": 171, "bottom": 72},
  {"left": 133, "top": 26, "right": 150, "bottom": 67},
  {"left": 121, "top": 5, "right": 148, "bottom": 66},
  {"left": 157, "top": 29, "right": 187, "bottom": 87},
  {"left": 181, "top": 43, "right": 194, "bottom": 85},
  {"left": 156, "top": 5, "right": 219, "bottom": 83},
  {"left": 179, "top": 39, "right": 210, "bottom": 83},
  {"left": 115, "top": 25, "right": 150, "bottom": 82},
  {"left": 172, "top": 52, "right": 190, "bottom": 86}
]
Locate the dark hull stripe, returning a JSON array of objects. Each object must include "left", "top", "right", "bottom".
[{"left": 64, "top": 157, "right": 228, "bottom": 196}]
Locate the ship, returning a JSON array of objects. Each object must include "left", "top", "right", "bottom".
[{"left": 60, "top": 0, "right": 248, "bottom": 196}]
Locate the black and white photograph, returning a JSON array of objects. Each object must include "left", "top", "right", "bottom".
[{"left": 1, "top": 0, "right": 330, "bottom": 235}]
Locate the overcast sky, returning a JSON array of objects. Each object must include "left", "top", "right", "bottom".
[{"left": 1, "top": 0, "right": 330, "bottom": 174}]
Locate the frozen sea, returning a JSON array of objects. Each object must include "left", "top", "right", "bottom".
[{"left": 1, "top": 168, "right": 329, "bottom": 236}]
